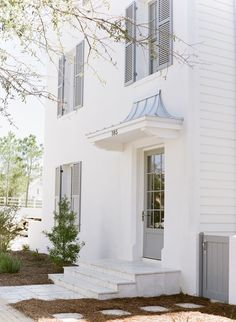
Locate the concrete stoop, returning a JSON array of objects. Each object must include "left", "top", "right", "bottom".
[{"left": 49, "top": 259, "right": 180, "bottom": 300}]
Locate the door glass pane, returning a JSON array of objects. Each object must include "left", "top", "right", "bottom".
[
  {"left": 153, "top": 211, "right": 161, "bottom": 229},
  {"left": 153, "top": 173, "right": 161, "bottom": 191},
  {"left": 146, "top": 211, "right": 153, "bottom": 228},
  {"left": 147, "top": 174, "right": 153, "bottom": 191},
  {"left": 154, "top": 192, "right": 161, "bottom": 209},
  {"left": 154, "top": 154, "right": 161, "bottom": 173},
  {"left": 160, "top": 211, "right": 164, "bottom": 229},
  {"left": 160, "top": 192, "right": 164, "bottom": 210},
  {"left": 147, "top": 156, "right": 153, "bottom": 173},
  {"left": 161, "top": 173, "right": 165, "bottom": 190},
  {"left": 147, "top": 192, "right": 153, "bottom": 210},
  {"left": 145, "top": 151, "right": 165, "bottom": 230}
]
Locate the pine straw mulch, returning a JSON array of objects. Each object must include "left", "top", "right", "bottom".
[
  {"left": 12, "top": 293, "right": 236, "bottom": 322},
  {"left": 0, "top": 250, "right": 63, "bottom": 286}
]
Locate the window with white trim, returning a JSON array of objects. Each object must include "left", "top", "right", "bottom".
[
  {"left": 57, "top": 41, "right": 85, "bottom": 117},
  {"left": 124, "top": 0, "right": 173, "bottom": 84}
]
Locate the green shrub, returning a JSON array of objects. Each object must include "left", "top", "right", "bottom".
[
  {"left": 44, "top": 197, "right": 84, "bottom": 265},
  {"left": 0, "top": 253, "right": 21, "bottom": 273},
  {"left": 0, "top": 206, "right": 22, "bottom": 252},
  {"left": 22, "top": 244, "right": 30, "bottom": 251}
]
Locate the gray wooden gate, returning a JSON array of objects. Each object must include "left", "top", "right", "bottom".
[{"left": 199, "top": 233, "right": 229, "bottom": 302}]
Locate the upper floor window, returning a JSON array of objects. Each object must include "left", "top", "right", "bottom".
[
  {"left": 57, "top": 41, "right": 85, "bottom": 117},
  {"left": 124, "top": 0, "right": 173, "bottom": 85}
]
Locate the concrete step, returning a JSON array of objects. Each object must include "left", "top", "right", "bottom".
[
  {"left": 77, "top": 260, "right": 136, "bottom": 281},
  {"left": 49, "top": 273, "right": 118, "bottom": 300},
  {"left": 49, "top": 259, "right": 181, "bottom": 300},
  {"left": 63, "top": 266, "right": 135, "bottom": 291}
]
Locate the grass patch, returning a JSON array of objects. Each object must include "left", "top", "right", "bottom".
[{"left": 0, "top": 253, "right": 21, "bottom": 273}]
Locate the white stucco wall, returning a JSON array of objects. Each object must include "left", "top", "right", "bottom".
[{"left": 36, "top": 0, "right": 236, "bottom": 297}]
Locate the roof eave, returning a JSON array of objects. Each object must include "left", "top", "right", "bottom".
[{"left": 87, "top": 116, "right": 184, "bottom": 151}]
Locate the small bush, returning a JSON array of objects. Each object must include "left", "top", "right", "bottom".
[
  {"left": 0, "top": 253, "right": 21, "bottom": 273},
  {"left": 32, "top": 249, "right": 44, "bottom": 260},
  {"left": 22, "top": 244, "right": 30, "bottom": 251},
  {"left": 0, "top": 206, "right": 22, "bottom": 252},
  {"left": 44, "top": 197, "right": 84, "bottom": 265}
]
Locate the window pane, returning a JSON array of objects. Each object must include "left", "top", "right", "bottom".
[
  {"left": 154, "top": 211, "right": 161, "bottom": 229},
  {"left": 160, "top": 211, "right": 165, "bottom": 229},
  {"left": 154, "top": 154, "right": 162, "bottom": 172},
  {"left": 154, "top": 192, "right": 161, "bottom": 209},
  {"left": 147, "top": 174, "right": 153, "bottom": 191},
  {"left": 153, "top": 173, "right": 161, "bottom": 191},
  {"left": 147, "top": 192, "right": 154, "bottom": 210},
  {"left": 160, "top": 191, "right": 164, "bottom": 209},
  {"left": 146, "top": 211, "right": 153, "bottom": 228}
]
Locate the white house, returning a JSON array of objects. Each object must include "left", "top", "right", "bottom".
[{"left": 35, "top": 0, "right": 236, "bottom": 303}]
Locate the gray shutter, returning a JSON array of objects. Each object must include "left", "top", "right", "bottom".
[
  {"left": 64, "top": 55, "right": 73, "bottom": 114},
  {"left": 55, "top": 167, "right": 61, "bottom": 212},
  {"left": 158, "top": 0, "right": 172, "bottom": 68},
  {"left": 71, "top": 162, "right": 82, "bottom": 228},
  {"left": 57, "top": 56, "right": 65, "bottom": 116},
  {"left": 149, "top": 1, "right": 158, "bottom": 74},
  {"left": 149, "top": 0, "right": 172, "bottom": 74},
  {"left": 125, "top": 2, "right": 136, "bottom": 85},
  {"left": 74, "top": 41, "right": 84, "bottom": 109}
]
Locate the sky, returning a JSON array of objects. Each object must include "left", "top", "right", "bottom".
[
  {"left": 0, "top": 40, "right": 46, "bottom": 144},
  {"left": 0, "top": 97, "right": 45, "bottom": 144}
]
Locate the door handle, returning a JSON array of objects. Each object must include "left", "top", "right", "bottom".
[{"left": 142, "top": 211, "right": 145, "bottom": 221}]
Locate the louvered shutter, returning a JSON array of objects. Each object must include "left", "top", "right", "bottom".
[
  {"left": 125, "top": 2, "right": 136, "bottom": 85},
  {"left": 64, "top": 54, "right": 74, "bottom": 114},
  {"left": 57, "top": 56, "right": 65, "bottom": 116},
  {"left": 71, "top": 162, "right": 82, "bottom": 228},
  {"left": 158, "top": 0, "right": 172, "bottom": 69},
  {"left": 74, "top": 41, "right": 84, "bottom": 109},
  {"left": 55, "top": 167, "right": 61, "bottom": 212},
  {"left": 149, "top": 1, "right": 158, "bottom": 74},
  {"left": 149, "top": 0, "right": 172, "bottom": 74}
]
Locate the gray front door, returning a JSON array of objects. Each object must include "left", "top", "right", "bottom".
[{"left": 143, "top": 149, "right": 165, "bottom": 260}]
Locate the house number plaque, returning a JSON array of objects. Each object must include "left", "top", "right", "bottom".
[{"left": 112, "top": 129, "right": 118, "bottom": 136}]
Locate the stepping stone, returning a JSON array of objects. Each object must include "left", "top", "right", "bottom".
[
  {"left": 53, "top": 313, "right": 84, "bottom": 321},
  {"left": 100, "top": 309, "right": 131, "bottom": 316},
  {"left": 175, "top": 303, "right": 204, "bottom": 309},
  {"left": 140, "top": 306, "right": 169, "bottom": 313}
]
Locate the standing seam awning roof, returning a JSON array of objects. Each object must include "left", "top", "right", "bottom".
[
  {"left": 123, "top": 90, "right": 182, "bottom": 122},
  {"left": 87, "top": 90, "right": 184, "bottom": 151}
]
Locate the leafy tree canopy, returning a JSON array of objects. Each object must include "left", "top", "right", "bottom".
[
  {"left": 0, "top": 132, "right": 43, "bottom": 203},
  {"left": 0, "top": 0, "right": 194, "bottom": 120}
]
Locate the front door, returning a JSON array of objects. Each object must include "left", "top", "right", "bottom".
[{"left": 143, "top": 149, "right": 165, "bottom": 260}]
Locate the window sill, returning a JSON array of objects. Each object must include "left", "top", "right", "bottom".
[
  {"left": 57, "top": 107, "right": 83, "bottom": 120},
  {"left": 128, "top": 61, "right": 173, "bottom": 89}
]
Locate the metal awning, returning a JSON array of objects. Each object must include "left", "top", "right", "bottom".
[{"left": 87, "top": 91, "right": 184, "bottom": 151}]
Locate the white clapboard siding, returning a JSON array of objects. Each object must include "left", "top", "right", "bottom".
[{"left": 198, "top": 0, "right": 236, "bottom": 232}]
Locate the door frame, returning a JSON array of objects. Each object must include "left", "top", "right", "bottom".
[{"left": 142, "top": 146, "right": 165, "bottom": 260}]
